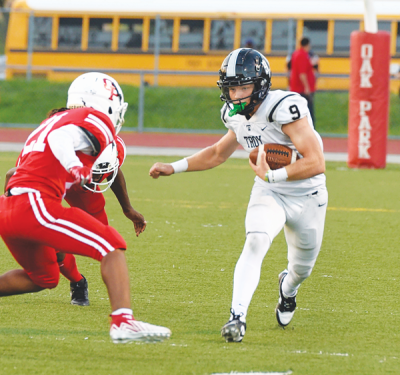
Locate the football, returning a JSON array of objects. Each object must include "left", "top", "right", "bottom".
[{"left": 249, "top": 143, "right": 299, "bottom": 170}]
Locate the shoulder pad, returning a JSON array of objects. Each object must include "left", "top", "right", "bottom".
[{"left": 268, "top": 94, "right": 308, "bottom": 124}]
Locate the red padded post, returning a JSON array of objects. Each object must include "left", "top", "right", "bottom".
[{"left": 348, "top": 31, "right": 390, "bottom": 169}]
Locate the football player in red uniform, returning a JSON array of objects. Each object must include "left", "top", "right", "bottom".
[
  {"left": 5, "top": 134, "right": 147, "bottom": 307},
  {"left": 0, "top": 72, "right": 170, "bottom": 343}
]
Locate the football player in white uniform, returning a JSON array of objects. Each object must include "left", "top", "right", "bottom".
[{"left": 149, "top": 48, "right": 327, "bottom": 343}]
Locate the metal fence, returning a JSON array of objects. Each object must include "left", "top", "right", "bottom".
[
  {"left": 0, "top": 8, "right": 8, "bottom": 79},
  {"left": 0, "top": 7, "right": 297, "bottom": 133},
  {"left": 0, "top": 8, "right": 384, "bottom": 136}
]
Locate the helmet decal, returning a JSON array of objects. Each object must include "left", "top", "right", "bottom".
[
  {"left": 226, "top": 49, "right": 241, "bottom": 77},
  {"left": 262, "top": 58, "right": 270, "bottom": 74},
  {"left": 103, "top": 78, "right": 119, "bottom": 101},
  {"left": 67, "top": 72, "right": 128, "bottom": 133}
]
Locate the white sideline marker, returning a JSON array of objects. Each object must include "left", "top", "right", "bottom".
[{"left": 1, "top": 142, "right": 399, "bottom": 164}]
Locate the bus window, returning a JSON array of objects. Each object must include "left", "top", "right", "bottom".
[
  {"left": 33, "top": 17, "right": 52, "bottom": 48},
  {"left": 397, "top": 22, "right": 400, "bottom": 54},
  {"left": 210, "top": 20, "right": 234, "bottom": 50},
  {"left": 378, "top": 21, "right": 391, "bottom": 32},
  {"left": 240, "top": 20, "right": 265, "bottom": 50},
  {"left": 88, "top": 18, "right": 112, "bottom": 49},
  {"left": 149, "top": 19, "right": 173, "bottom": 50},
  {"left": 58, "top": 18, "right": 82, "bottom": 49},
  {"left": 333, "top": 20, "right": 359, "bottom": 53},
  {"left": 119, "top": 19, "right": 143, "bottom": 49},
  {"left": 271, "top": 20, "right": 296, "bottom": 52},
  {"left": 179, "top": 19, "right": 204, "bottom": 50},
  {"left": 302, "top": 20, "right": 328, "bottom": 53}
]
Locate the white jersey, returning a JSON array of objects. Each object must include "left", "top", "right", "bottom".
[{"left": 221, "top": 90, "right": 326, "bottom": 196}]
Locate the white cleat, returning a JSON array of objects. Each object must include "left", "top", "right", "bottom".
[
  {"left": 221, "top": 309, "right": 246, "bottom": 343},
  {"left": 110, "top": 314, "right": 171, "bottom": 344},
  {"left": 275, "top": 270, "right": 297, "bottom": 327}
]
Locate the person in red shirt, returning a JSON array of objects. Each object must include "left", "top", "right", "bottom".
[
  {"left": 0, "top": 72, "right": 170, "bottom": 343},
  {"left": 289, "top": 37, "right": 317, "bottom": 125}
]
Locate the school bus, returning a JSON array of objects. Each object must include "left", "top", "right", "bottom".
[{"left": 5, "top": 0, "right": 400, "bottom": 92}]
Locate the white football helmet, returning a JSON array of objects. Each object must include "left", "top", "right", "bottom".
[
  {"left": 67, "top": 72, "right": 128, "bottom": 134},
  {"left": 84, "top": 141, "right": 119, "bottom": 193}
]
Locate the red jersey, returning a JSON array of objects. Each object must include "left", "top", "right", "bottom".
[
  {"left": 115, "top": 136, "right": 126, "bottom": 168},
  {"left": 8, "top": 108, "right": 115, "bottom": 200},
  {"left": 289, "top": 48, "right": 316, "bottom": 93}
]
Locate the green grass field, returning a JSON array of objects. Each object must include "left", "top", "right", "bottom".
[
  {"left": 0, "top": 152, "right": 399, "bottom": 375},
  {"left": 1, "top": 79, "right": 400, "bottom": 136}
]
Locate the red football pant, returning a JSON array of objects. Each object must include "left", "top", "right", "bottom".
[
  {"left": 65, "top": 185, "right": 108, "bottom": 225},
  {"left": 60, "top": 184, "right": 109, "bottom": 282},
  {"left": 58, "top": 253, "right": 83, "bottom": 283},
  {"left": 0, "top": 191, "right": 126, "bottom": 289}
]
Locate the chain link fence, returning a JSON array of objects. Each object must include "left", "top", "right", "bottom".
[{"left": 0, "top": 8, "right": 9, "bottom": 80}]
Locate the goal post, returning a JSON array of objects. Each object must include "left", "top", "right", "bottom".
[{"left": 363, "top": 0, "right": 378, "bottom": 33}]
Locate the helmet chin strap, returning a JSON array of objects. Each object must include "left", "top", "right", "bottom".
[{"left": 238, "top": 101, "right": 258, "bottom": 118}]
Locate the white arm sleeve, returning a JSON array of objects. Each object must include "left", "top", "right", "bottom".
[{"left": 48, "top": 125, "right": 93, "bottom": 171}]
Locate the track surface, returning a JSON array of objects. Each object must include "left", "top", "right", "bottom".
[{"left": 0, "top": 128, "right": 399, "bottom": 153}]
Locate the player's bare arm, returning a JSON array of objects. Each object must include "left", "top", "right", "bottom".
[
  {"left": 4, "top": 167, "right": 17, "bottom": 194},
  {"left": 110, "top": 168, "right": 146, "bottom": 237},
  {"left": 299, "top": 73, "right": 311, "bottom": 95},
  {"left": 149, "top": 130, "right": 239, "bottom": 179},
  {"left": 186, "top": 130, "right": 238, "bottom": 170},
  {"left": 249, "top": 118, "right": 324, "bottom": 182},
  {"left": 282, "top": 116, "right": 325, "bottom": 180},
  {"left": 248, "top": 150, "right": 270, "bottom": 178}
]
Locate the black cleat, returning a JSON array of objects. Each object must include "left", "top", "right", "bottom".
[
  {"left": 221, "top": 309, "right": 246, "bottom": 343},
  {"left": 70, "top": 275, "right": 90, "bottom": 306},
  {"left": 276, "top": 270, "right": 296, "bottom": 327}
]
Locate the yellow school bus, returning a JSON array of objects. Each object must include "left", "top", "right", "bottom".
[{"left": 5, "top": 0, "right": 400, "bottom": 91}]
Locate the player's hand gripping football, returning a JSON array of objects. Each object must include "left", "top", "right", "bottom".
[
  {"left": 124, "top": 208, "right": 147, "bottom": 237},
  {"left": 149, "top": 163, "right": 174, "bottom": 179},
  {"left": 249, "top": 150, "right": 270, "bottom": 179},
  {"left": 69, "top": 166, "right": 92, "bottom": 187}
]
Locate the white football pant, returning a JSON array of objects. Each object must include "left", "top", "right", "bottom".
[{"left": 231, "top": 178, "right": 328, "bottom": 317}]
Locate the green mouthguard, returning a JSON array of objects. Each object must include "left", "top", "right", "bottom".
[{"left": 228, "top": 102, "right": 246, "bottom": 117}]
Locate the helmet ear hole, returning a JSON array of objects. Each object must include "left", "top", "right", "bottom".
[{"left": 108, "top": 107, "right": 113, "bottom": 114}]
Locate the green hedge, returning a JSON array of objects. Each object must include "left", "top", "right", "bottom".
[{"left": 1, "top": 79, "right": 399, "bottom": 136}]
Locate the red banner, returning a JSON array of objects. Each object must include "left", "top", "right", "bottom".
[{"left": 348, "top": 31, "right": 390, "bottom": 169}]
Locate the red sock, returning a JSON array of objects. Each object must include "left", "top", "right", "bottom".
[{"left": 58, "top": 254, "right": 83, "bottom": 283}]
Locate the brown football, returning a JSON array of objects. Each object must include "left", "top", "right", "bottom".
[{"left": 249, "top": 143, "right": 299, "bottom": 170}]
